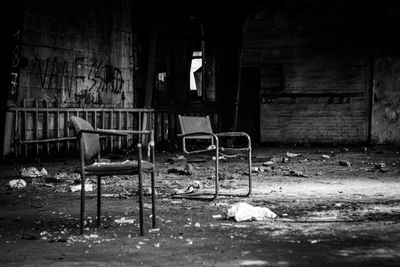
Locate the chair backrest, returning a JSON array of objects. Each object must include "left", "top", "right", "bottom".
[
  {"left": 70, "top": 116, "right": 101, "bottom": 161},
  {"left": 178, "top": 115, "right": 213, "bottom": 134}
]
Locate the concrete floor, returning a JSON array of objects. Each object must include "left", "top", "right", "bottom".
[{"left": 0, "top": 145, "right": 399, "bottom": 266}]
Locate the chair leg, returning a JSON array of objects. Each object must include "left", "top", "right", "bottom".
[
  {"left": 246, "top": 148, "right": 252, "bottom": 196},
  {"left": 151, "top": 141, "right": 156, "bottom": 228},
  {"left": 151, "top": 171, "right": 156, "bottom": 228},
  {"left": 213, "top": 150, "right": 219, "bottom": 200},
  {"left": 138, "top": 143, "right": 144, "bottom": 236},
  {"left": 97, "top": 176, "right": 101, "bottom": 227},
  {"left": 80, "top": 172, "right": 86, "bottom": 235}
]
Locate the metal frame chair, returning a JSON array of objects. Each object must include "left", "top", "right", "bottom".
[
  {"left": 173, "top": 115, "right": 252, "bottom": 200},
  {"left": 69, "top": 115, "right": 156, "bottom": 236}
]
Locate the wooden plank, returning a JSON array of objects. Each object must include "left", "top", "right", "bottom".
[
  {"left": 34, "top": 100, "right": 39, "bottom": 157},
  {"left": 8, "top": 106, "right": 155, "bottom": 157},
  {"left": 138, "top": 111, "right": 142, "bottom": 130},
  {"left": 56, "top": 109, "right": 60, "bottom": 152},
  {"left": 66, "top": 111, "right": 70, "bottom": 152},
  {"left": 110, "top": 111, "right": 114, "bottom": 151},
  {"left": 45, "top": 101, "right": 49, "bottom": 155},
  {"left": 125, "top": 111, "right": 129, "bottom": 149},
  {"left": 94, "top": 110, "right": 97, "bottom": 129},
  {"left": 14, "top": 110, "right": 19, "bottom": 158},
  {"left": 23, "top": 102, "right": 27, "bottom": 157},
  {"left": 118, "top": 110, "right": 121, "bottom": 149}
]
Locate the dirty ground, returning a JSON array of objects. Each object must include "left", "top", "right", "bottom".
[{"left": 0, "top": 145, "right": 399, "bottom": 266}]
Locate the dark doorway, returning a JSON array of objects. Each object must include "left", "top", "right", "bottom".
[{"left": 238, "top": 67, "right": 260, "bottom": 143}]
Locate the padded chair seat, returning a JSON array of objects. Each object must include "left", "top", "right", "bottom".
[{"left": 85, "top": 160, "right": 154, "bottom": 175}]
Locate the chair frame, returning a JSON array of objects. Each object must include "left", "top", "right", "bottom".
[
  {"left": 173, "top": 115, "right": 252, "bottom": 200},
  {"left": 70, "top": 116, "right": 156, "bottom": 236}
]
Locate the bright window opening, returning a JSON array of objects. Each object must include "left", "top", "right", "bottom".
[{"left": 190, "top": 51, "right": 202, "bottom": 96}]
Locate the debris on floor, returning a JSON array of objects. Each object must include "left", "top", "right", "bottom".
[
  {"left": 168, "top": 163, "right": 196, "bottom": 175},
  {"left": 167, "top": 155, "right": 186, "bottom": 164},
  {"left": 8, "top": 179, "right": 27, "bottom": 189},
  {"left": 173, "top": 181, "right": 201, "bottom": 194},
  {"left": 45, "top": 172, "right": 80, "bottom": 183},
  {"left": 286, "top": 152, "right": 301, "bottom": 158},
  {"left": 263, "top": 160, "right": 275, "bottom": 166},
  {"left": 141, "top": 187, "right": 157, "bottom": 196},
  {"left": 114, "top": 218, "right": 135, "bottom": 224},
  {"left": 21, "top": 167, "right": 48, "bottom": 178},
  {"left": 70, "top": 183, "right": 94, "bottom": 192},
  {"left": 338, "top": 160, "right": 352, "bottom": 166},
  {"left": 375, "top": 162, "right": 388, "bottom": 172},
  {"left": 20, "top": 232, "right": 40, "bottom": 240},
  {"left": 284, "top": 170, "right": 309, "bottom": 177},
  {"left": 227, "top": 202, "right": 277, "bottom": 222}
]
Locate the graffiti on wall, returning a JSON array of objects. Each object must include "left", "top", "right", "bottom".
[
  {"left": 8, "top": 30, "right": 22, "bottom": 106},
  {"left": 36, "top": 56, "right": 124, "bottom": 105}
]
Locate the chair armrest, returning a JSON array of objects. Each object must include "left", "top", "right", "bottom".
[
  {"left": 216, "top": 132, "right": 250, "bottom": 137},
  {"left": 216, "top": 132, "right": 251, "bottom": 149},
  {"left": 178, "top": 132, "right": 219, "bottom": 154}
]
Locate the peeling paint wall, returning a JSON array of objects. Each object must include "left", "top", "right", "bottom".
[
  {"left": 17, "top": 0, "right": 135, "bottom": 107},
  {"left": 372, "top": 57, "right": 400, "bottom": 143}
]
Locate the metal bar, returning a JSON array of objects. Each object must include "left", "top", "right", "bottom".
[
  {"left": 137, "top": 143, "right": 144, "bottom": 236},
  {"left": 150, "top": 130, "right": 156, "bottom": 228},
  {"left": 20, "top": 137, "right": 77, "bottom": 144}
]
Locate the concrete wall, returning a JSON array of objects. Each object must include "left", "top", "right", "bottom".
[
  {"left": 242, "top": 0, "right": 370, "bottom": 144},
  {"left": 18, "top": 0, "right": 135, "bottom": 107},
  {"left": 372, "top": 57, "right": 400, "bottom": 143},
  {"left": 370, "top": 0, "right": 400, "bottom": 144}
]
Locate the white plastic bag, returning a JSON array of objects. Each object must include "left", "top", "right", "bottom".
[{"left": 227, "top": 202, "right": 277, "bottom": 222}]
